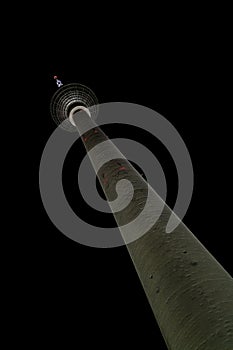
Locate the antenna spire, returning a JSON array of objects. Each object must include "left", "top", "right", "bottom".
[{"left": 53, "top": 75, "right": 63, "bottom": 88}]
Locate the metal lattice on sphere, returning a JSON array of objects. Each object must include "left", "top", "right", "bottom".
[{"left": 50, "top": 83, "right": 98, "bottom": 132}]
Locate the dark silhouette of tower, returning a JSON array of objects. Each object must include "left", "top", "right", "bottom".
[{"left": 50, "top": 83, "right": 233, "bottom": 350}]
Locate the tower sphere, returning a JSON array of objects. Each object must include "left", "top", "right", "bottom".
[{"left": 50, "top": 83, "right": 99, "bottom": 132}]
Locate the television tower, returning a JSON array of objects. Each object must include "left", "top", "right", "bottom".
[{"left": 50, "top": 82, "right": 233, "bottom": 350}]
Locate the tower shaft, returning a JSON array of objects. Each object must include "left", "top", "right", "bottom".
[{"left": 72, "top": 110, "right": 233, "bottom": 350}]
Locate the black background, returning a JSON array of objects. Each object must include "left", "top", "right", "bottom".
[{"left": 29, "top": 12, "right": 232, "bottom": 349}]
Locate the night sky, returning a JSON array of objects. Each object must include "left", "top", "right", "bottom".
[{"left": 33, "top": 25, "right": 232, "bottom": 349}]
